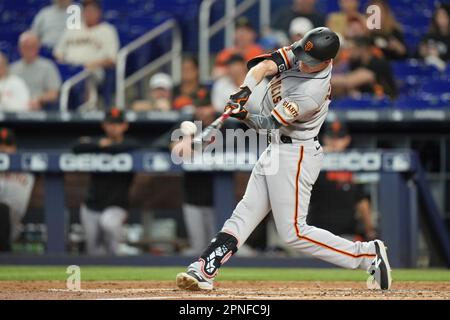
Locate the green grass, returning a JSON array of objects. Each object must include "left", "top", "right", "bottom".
[{"left": 0, "top": 266, "right": 449, "bottom": 282}]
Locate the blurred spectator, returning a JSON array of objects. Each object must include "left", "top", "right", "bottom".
[
  {"left": 308, "top": 120, "right": 377, "bottom": 241},
  {"left": 343, "top": 15, "right": 370, "bottom": 40},
  {"left": 332, "top": 17, "right": 370, "bottom": 73},
  {"left": 0, "top": 128, "right": 35, "bottom": 252},
  {"left": 131, "top": 73, "right": 173, "bottom": 112},
  {"left": 214, "top": 17, "right": 264, "bottom": 78},
  {"left": 258, "top": 29, "right": 290, "bottom": 52},
  {"left": 31, "top": 0, "right": 73, "bottom": 50},
  {"left": 327, "top": 0, "right": 365, "bottom": 36},
  {"left": 419, "top": 4, "right": 450, "bottom": 71},
  {"left": 11, "top": 32, "right": 62, "bottom": 110},
  {"left": 0, "top": 53, "right": 30, "bottom": 112},
  {"left": 54, "top": 0, "right": 119, "bottom": 70},
  {"left": 289, "top": 17, "right": 314, "bottom": 42},
  {"left": 366, "top": 0, "right": 407, "bottom": 60},
  {"left": 331, "top": 37, "right": 397, "bottom": 98},
  {"left": 73, "top": 108, "right": 139, "bottom": 255},
  {"left": 212, "top": 54, "right": 268, "bottom": 114},
  {"left": 272, "top": 0, "right": 325, "bottom": 35},
  {"left": 173, "top": 56, "right": 211, "bottom": 111},
  {"left": 54, "top": 0, "right": 119, "bottom": 109}
]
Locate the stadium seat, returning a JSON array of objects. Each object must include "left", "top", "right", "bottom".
[
  {"left": 331, "top": 96, "right": 392, "bottom": 109},
  {"left": 394, "top": 95, "right": 443, "bottom": 109},
  {"left": 371, "top": 97, "right": 393, "bottom": 108},
  {"left": 0, "top": 41, "right": 13, "bottom": 60},
  {"left": 392, "top": 60, "right": 438, "bottom": 78},
  {"left": 440, "top": 93, "right": 450, "bottom": 104},
  {"left": 421, "top": 80, "right": 450, "bottom": 95},
  {"left": 392, "top": 60, "right": 443, "bottom": 99},
  {"left": 57, "top": 64, "right": 84, "bottom": 81},
  {"left": 443, "top": 65, "right": 450, "bottom": 79},
  {"left": 402, "top": 31, "right": 422, "bottom": 53}
]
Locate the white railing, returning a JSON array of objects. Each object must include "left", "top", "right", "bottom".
[
  {"left": 59, "top": 69, "right": 93, "bottom": 112},
  {"left": 116, "top": 19, "right": 182, "bottom": 109},
  {"left": 199, "top": 0, "right": 270, "bottom": 82}
]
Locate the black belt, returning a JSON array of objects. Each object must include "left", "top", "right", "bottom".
[{"left": 279, "top": 135, "right": 318, "bottom": 144}]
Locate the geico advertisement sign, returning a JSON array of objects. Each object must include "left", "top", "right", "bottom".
[
  {"left": 60, "top": 153, "right": 132, "bottom": 171},
  {"left": 323, "top": 152, "right": 381, "bottom": 171}
]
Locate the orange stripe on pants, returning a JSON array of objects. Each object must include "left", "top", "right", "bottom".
[{"left": 293, "top": 145, "right": 376, "bottom": 259}]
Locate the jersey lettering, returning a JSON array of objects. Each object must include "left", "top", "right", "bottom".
[{"left": 269, "top": 74, "right": 283, "bottom": 104}]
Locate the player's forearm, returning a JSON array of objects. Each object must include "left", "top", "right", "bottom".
[
  {"left": 243, "top": 114, "right": 282, "bottom": 130},
  {"left": 244, "top": 64, "right": 266, "bottom": 88},
  {"left": 241, "top": 60, "right": 276, "bottom": 91}
]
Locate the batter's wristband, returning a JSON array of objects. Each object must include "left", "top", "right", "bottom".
[{"left": 242, "top": 74, "right": 258, "bottom": 92}]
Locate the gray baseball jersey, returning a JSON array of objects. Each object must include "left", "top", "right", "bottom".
[{"left": 259, "top": 46, "right": 332, "bottom": 140}]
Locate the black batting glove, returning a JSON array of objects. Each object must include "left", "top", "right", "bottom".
[
  {"left": 229, "top": 86, "right": 252, "bottom": 107},
  {"left": 225, "top": 101, "right": 248, "bottom": 120},
  {"left": 225, "top": 86, "right": 252, "bottom": 120}
]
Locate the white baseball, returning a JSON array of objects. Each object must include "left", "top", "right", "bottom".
[{"left": 180, "top": 121, "right": 197, "bottom": 136}]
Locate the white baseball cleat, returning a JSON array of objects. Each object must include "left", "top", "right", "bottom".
[
  {"left": 176, "top": 268, "right": 214, "bottom": 291},
  {"left": 367, "top": 240, "right": 392, "bottom": 290}
]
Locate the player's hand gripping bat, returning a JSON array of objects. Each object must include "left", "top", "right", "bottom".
[{"left": 192, "top": 86, "right": 251, "bottom": 149}]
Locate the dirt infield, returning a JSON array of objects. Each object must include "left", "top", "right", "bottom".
[{"left": 0, "top": 280, "right": 449, "bottom": 300}]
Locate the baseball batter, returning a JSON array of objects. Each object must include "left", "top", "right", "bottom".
[{"left": 176, "top": 27, "right": 392, "bottom": 291}]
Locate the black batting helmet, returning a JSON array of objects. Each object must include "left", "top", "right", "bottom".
[{"left": 292, "top": 27, "right": 340, "bottom": 66}]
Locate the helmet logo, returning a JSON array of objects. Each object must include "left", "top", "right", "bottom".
[{"left": 304, "top": 41, "right": 314, "bottom": 52}]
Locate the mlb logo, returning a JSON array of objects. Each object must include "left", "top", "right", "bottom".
[
  {"left": 278, "top": 65, "right": 286, "bottom": 73},
  {"left": 383, "top": 153, "right": 411, "bottom": 172},
  {"left": 143, "top": 153, "right": 170, "bottom": 172},
  {"left": 21, "top": 153, "right": 48, "bottom": 171}
]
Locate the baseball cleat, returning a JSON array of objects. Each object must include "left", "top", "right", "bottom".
[
  {"left": 366, "top": 240, "right": 392, "bottom": 290},
  {"left": 176, "top": 269, "right": 213, "bottom": 291}
]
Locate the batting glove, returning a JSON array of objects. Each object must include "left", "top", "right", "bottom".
[
  {"left": 225, "top": 101, "right": 249, "bottom": 120},
  {"left": 229, "top": 86, "right": 252, "bottom": 107},
  {"left": 225, "top": 86, "right": 251, "bottom": 120}
]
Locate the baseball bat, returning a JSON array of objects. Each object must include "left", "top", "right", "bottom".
[{"left": 192, "top": 108, "right": 232, "bottom": 148}]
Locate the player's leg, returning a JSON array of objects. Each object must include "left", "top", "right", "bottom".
[
  {"left": 268, "top": 143, "right": 377, "bottom": 269},
  {"left": 99, "top": 206, "right": 127, "bottom": 255},
  {"left": 80, "top": 204, "right": 103, "bottom": 255},
  {"left": 268, "top": 142, "right": 391, "bottom": 289},
  {"left": 177, "top": 153, "right": 272, "bottom": 290}
]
